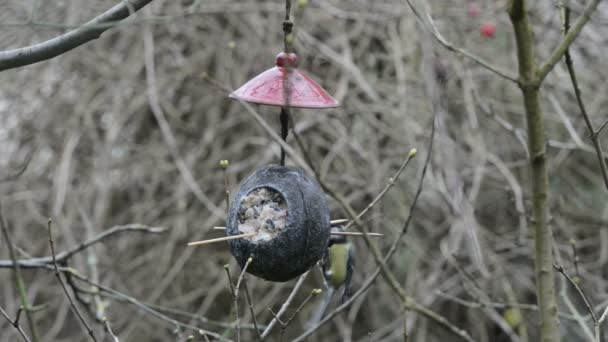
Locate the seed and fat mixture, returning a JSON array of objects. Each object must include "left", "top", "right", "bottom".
[{"left": 237, "top": 188, "right": 288, "bottom": 242}]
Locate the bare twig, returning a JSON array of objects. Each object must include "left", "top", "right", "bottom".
[
  {"left": 0, "top": 0, "right": 156, "bottom": 71},
  {"left": 342, "top": 148, "right": 417, "bottom": 231},
  {"left": 60, "top": 267, "right": 229, "bottom": 341},
  {"left": 271, "top": 289, "right": 321, "bottom": 342},
  {"left": 537, "top": 0, "right": 603, "bottom": 83},
  {"left": 553, "top": 263, "right": 597, "bottom": 323},
  {"left": 0, "top": 204, "right": 40, "bottom": 342},
  {"left": 220, "top": 160, "right": 230, "bottom": 209},
  {"left": 103, "top": 318, "right": 119, "bottom": 342},
  {"left": 402, "top": 0, "right": 518, "bottom": 83},
  {"left": 234, "top": 258, "right": 253, "bottom": 342},
  {"left": 0, "top": 224, "right": 167, "bottom": 269},
  {"left": 47, "top": 219, "right": 98, "bottom": 341},
  {"left": 560, "top": 4, "right": 608, "bottom": 191},
  {"left": 260, "top": 270, "right": 310, "bottom": 339},
  {"left": 241, "top": 280, "right": 261, "bottom": 341},
  {"left": 0, "top": 305, "right": 32, "bottom": 342}
]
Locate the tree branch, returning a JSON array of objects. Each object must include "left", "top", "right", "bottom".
[
  {"left": 560, "top": 3, "right": 608, "bottom": 191},
  {"left": 403, "top": 0, "right": 519, "bottom": 84},
  {"left": 537, "top": 0, "right": 603, "bottom": 83},
  {"left": 508, "top": 1, "right": 559, "bottom": 341},
  {"left": 0, "top": 224, "right": 166, "bottom": 269},
  {"left": 0, "top": 0, "right": 156, "bottom": 71},
  {"left": 0, "top": 204, "right": 40, "bottom": 342}
]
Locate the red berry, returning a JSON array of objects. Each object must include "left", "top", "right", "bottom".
[
  {"left": 467, "top": 2, "right": 480, "bottom": 18},
  {"left": 480, "top": 22, "right": 496, "bottom": 38},
  {"left": 275, "top": 52, "right": 298, "bottom": 68}
]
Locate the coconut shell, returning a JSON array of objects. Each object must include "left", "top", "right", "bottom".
[{"left": 227, "top": 165, "right": 330, "bottom": 282}]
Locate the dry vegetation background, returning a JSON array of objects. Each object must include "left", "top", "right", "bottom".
[{"left": 1, "top": 0, "right": 608, "bottom": 341}]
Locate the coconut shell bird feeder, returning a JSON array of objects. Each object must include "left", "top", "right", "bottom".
[
  {"left": 225, "top": 12, "right": 339, "bottom": 282},
  {"left": 187, "top": 3, "right": 345, "bottom": 282}
]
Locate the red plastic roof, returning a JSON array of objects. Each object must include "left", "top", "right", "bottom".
[{"left": 229, "top": 55, "right": 339, "bottom": 109}]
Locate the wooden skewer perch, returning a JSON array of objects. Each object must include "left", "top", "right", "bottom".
[
  {"left": 330, "top": 231, "right": 383, "bottom": 237},
  {"left": 190, "top": 222, "right": 384, "bottom": 246},
  {"left": 187, "top": 232, "right": 256, "bottom": 246}
]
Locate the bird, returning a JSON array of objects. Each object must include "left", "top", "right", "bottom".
[{"left": 308, "top": 226, "right": 354, "bottom": 325}]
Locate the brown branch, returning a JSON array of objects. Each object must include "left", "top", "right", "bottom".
[
  {"left": 47, "top": 219, "right": 98, "bottom": 342},
  {"left": 260, "top": 270, "right": 310, "bottom": 339},
  {"left": 553, "top": 264, "right": 597, "bottom": 323},
  {"left": 0, "top": 224, "right": 167, "bottom": 269},
  {"left": 537, "top": 0, "right": 603, "bottom": 83},
  {"left": 62, "top": 267, "right": 229, "bottom": 341},
  {"left": 0, "top": 0, "right": 156, "bottom": 71},
  {"left": 272, "top": 289, "right": 321, "bottom": 342},
  {"left": 0, "top": 204, "right": 40, "bottom": 342},
  {"left": 242, "top": 279, "right": 261, "bottom": 341},
  {"left": 234, "top": 258, "right": 253, "bottom": 342},
  {"left": 342, "top": 148, "right": 417, "bottom": 232},
  {"left": 508, "top": 1, "right": 559, "bottom": 341},
  {"left": 560, "top": 4, "right": 608, "bottom": 191},
  {"left": 0, "top": 305, "right": 31, "bottom": 342},
  {"left": 403, "top": 0, "right": 518, "bottom": 84}
]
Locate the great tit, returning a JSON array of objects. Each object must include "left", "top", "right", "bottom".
[
  {"left": 309, "top": 226, "right": 354, "bottom": 325},
  {"left": 322, "top": 226, "right": 354, "bottom": 303}
]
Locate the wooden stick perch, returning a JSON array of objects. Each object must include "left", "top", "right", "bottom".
[
  {"left": 330, "top": 231, "right": 383, "bottom": 237},
  {"left": 187, "top": 232, "right": 256, "bottom": 246}
]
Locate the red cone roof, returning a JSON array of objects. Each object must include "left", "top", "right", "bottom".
[{"left": 229, "top": 53, "right": 339, "bottom": 109}]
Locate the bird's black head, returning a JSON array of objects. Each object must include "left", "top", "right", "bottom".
[{"left": 328, "top": 226, "right": 347, "bottom": 246}]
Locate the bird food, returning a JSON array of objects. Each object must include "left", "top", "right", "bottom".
[{"left": 236, "top": 187, "right": 287, "bottom": 242}]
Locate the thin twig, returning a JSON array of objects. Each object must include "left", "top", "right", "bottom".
[
  {"left": 62, "top": 267, "right": 229, "bottom": 341},
  {"left": 276, "top": 289, "right": 321, "bottom": 341},
  {"left": 285, "top": 289, "right": 320, "bottom": 327},
  {"left": 234, "top": 258, "right": 253, "bottom": 342},
  {"left": 553, "top": 263, "right": 597, "bottom": 323},
  {"left": 0, "top": 224, "right": 167, "bottom": 269},
  {"left": 103, "top": 318, "right": 120, "bottom": 342},
  {"left": 560, "top": 3, "right": 608, "bottom": 191},
  {"left": 241, "top": 279, "right": 261, "bottom": 341},
  {"left": 402, "top": 0, "right": 518, "bottom": 83},
  {"left": 260, "top": 270, "right": 310, "bottom": 339},
  {"left": 0, "top": 204, "right": 40, "bottom": 342},
  {"left": 0, "top": 0, "right": 156, "bottom": 71},
  {"left": 342, "top": 148, "right": 417, "bottom": 231},
  {"left": 221, "top": 160, "right": 230, "bottom": 209},
  {"left": 0, "top": 305, "right": 32, "bottom": 342},
  {"left": 47, "top": 219, "right": 98, "bottom": 341},
  {"left": 537, "top": 0, "right": 603, "bottom": 83}
]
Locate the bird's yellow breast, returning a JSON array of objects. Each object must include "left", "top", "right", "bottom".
[{"left": 328, "top": 244, "right": 349, "bottom": 287}]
